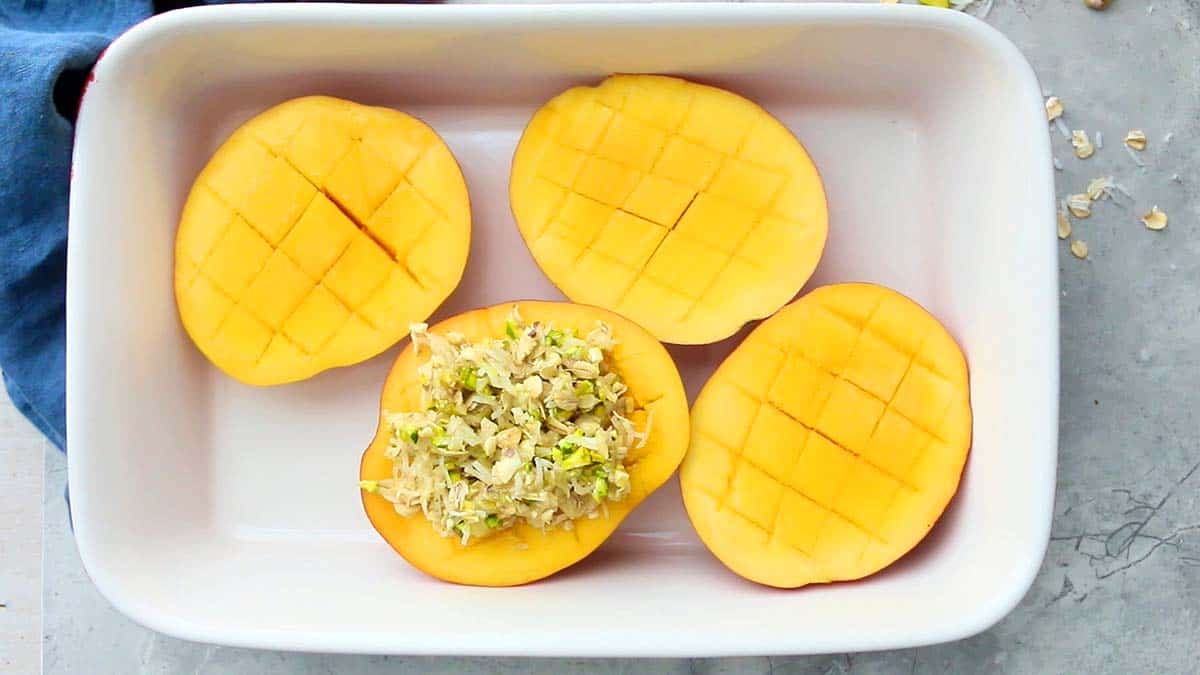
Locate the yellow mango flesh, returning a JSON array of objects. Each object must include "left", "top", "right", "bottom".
[
  {"left": 510, "top": 74, "right": 828, "bottom": 345},
  {"left": 681, "top": 283, "right": 971, "bottom": 588},
  {"left": 175, "top": 96, "right": 470, "bottom": 385},
  {"left": 359, "top": 301, "right": 690, "bottom": 586}
]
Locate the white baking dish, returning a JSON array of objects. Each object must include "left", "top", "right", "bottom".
[{"left": 67, "top": 3, "right": 1058, "bottom": 656}]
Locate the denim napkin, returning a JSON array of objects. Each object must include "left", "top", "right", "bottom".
[{"left": 0, "top": 1, "right": 244, "bottom": 451}]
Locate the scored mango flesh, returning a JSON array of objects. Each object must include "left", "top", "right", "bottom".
[
  {"left": 681, "top": 283, "right": 971, "bottom": 588},
  {"left": 175, "top": 96, "right": 470, "bottom": 385},
  {"left": 510, "top": 75, "right": 827, "bottom": 345},
  {"left": 360, "top": 302, "right": 690, "bottom": 586}
]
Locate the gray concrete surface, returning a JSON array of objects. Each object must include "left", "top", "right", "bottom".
[
  {"left": 30, "top": 0, "right": 1200, "bottom": 672},
  {"left": 0, "top": 388, "right": 44, "bottom": 672}
]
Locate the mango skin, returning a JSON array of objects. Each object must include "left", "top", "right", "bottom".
[
  {"left": 359, "top": 301, "right": 690, "bottom": 586},
  {"left": 510, "top": 74, "right": 827, "bottom": 345},
  {"left": 175, "top": 96, "right": 470, "bottom": 386},
  {"left": 681, "top": 283, "right": 971, "bottom": 588}
]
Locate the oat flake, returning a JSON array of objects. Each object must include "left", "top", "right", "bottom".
[
  {"left": 1045, "top": 97, "right": 1064, "bottom": 122},
  {"left": 1072, "top": 130, "right": 1095, "bottom": 159},
  {"left": 1068, "top": 193, "right": 1093, "bottom": 218},
  {"left": 1086, "top": 176, "right": 1114, "bottom": 201},
  {"left": 1141, "top": 206, "right": 1168, "bottom": 231}
]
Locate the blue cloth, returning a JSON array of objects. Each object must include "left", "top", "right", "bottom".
[{"left": 0, "top": 2, "right": 243, "bottom": 451}]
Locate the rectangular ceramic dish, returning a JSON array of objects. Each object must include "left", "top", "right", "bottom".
[{"left": 67, "top": 3, "right": 1058, "bottom": 656}]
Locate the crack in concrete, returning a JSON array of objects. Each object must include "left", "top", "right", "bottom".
[
  {"left": 1050, "top": 458, "right": 1200, "bottom": 582},
  {"left": 1048, "top": 574, "right": 1075, "bottom": 605}
]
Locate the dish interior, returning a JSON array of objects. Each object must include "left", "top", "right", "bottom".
[{"left": 68, "top": 6, "right": 1055, "bottom": 655}]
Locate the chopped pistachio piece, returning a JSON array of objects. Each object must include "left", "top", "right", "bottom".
[
  {"left": 401, "top": 425, "right": 419, "bottom": 443},
  {"left": 560, "top": 449, "right": 593, "bottom": 470},
  {"left": 359, "top": 480, "right": 380, "bottom": 494},
  {"left": 458, "top": 366, "right": 478, "bottom": 391},
  {"left": 592, "top": 477, "right": 609, "bottom": 501}
]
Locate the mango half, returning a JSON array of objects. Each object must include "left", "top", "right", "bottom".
[
  {"left": 360, "top": 301, "right": 690, "bottom": 586},
  {"left": 175, "top": 96, "right": 470, "bottom": 385},
  {"left": 682, "top": 283, "right": 971, "bottom": 588},
  {"left": 510, "top": 74, "right": 827, "bottom": 345}
]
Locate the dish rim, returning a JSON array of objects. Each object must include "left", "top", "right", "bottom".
[{"left": 67, "top": 2, "right": 1059, "bottom": 656}]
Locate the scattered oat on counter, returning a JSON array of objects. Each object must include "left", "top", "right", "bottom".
[
  {"left": 1057, "top": 210, "right": 1072, "bottom": 239},
  {"left": 1072, "top": 130, "right": 1095, "bottom": 159},
  {"left": 1086, "top": 176, "right": 1114, "bottom": 201},
  {"left": 1068, "top": 193, "right": 1093, "bottom": 218},
  {"left": 1045, "top": 96, "right": 1064, "bottom": 122},
  {"left": 1071, "top": 240, "right": 1089, "bottom": 259},
  {"left": 1084, "top": 0, "right": 1109, "bottom": 9},
  {"left": 1124, "top": 129, "right": 1147, "bottom": 150},
  {"left": 1141, "top": 206, "right": 1168, "bottom": 231}
]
